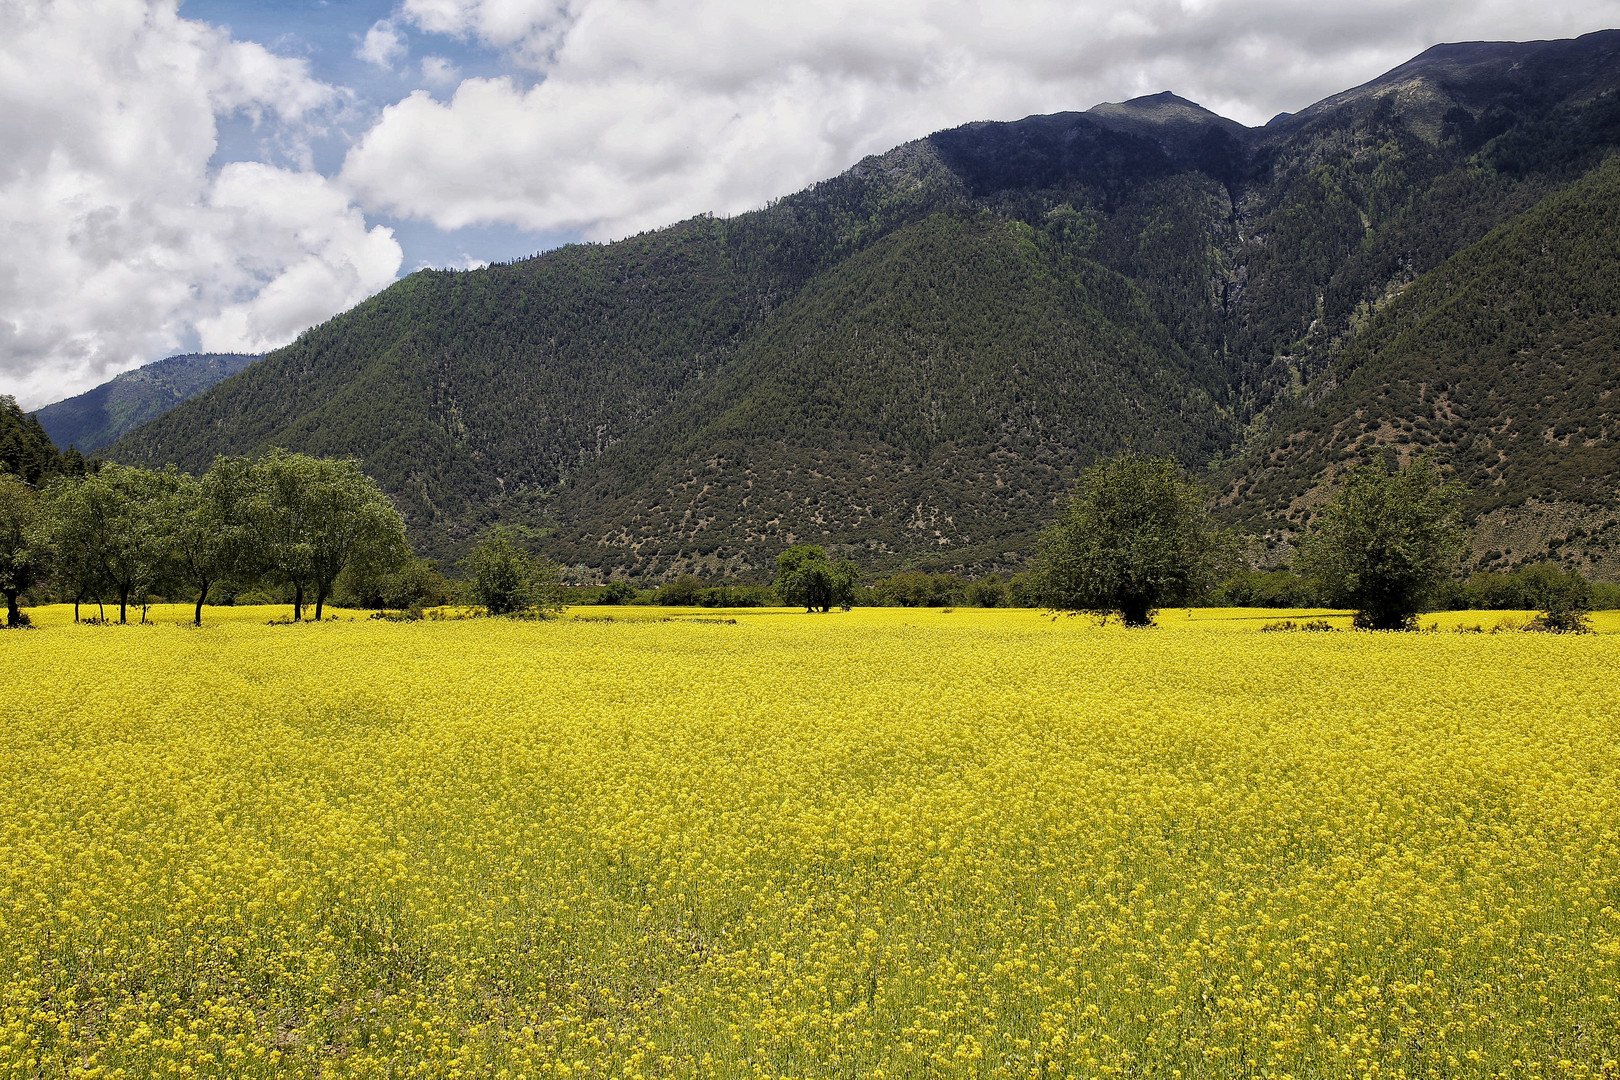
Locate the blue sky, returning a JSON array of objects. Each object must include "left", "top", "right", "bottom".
[
  {"left": 186, "top": 0, "right": 572, "bottom": 268},
  {"left": 3, "top": 0, "right": 1618, "bottom": 408}
]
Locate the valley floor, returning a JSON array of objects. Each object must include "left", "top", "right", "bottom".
[{"left": 4, "top": 608, "right": 1618, "bottom": 1077}]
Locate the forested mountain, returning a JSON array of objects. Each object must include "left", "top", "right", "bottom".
[
  {"left": 110, "top": 30, "right": 1620, "bottom": 578},
  {"left": 1219, "top": 155, "right": 1620, "bottom": 579},
  {"left": 33, "top": 353, "right": 259, "bottom": 454}
]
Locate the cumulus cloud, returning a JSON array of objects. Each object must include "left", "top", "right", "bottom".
[
  {"left": 357, "top": 19, "right": 409, "bottom": 69},
  {"left": 420, "top": 55, "right": 462, "bottom": 84},
  {"left": 0, "top": 0, "right": 402, "bottom": 408},
  {"left": 343, "top": 0, "right": 1620, "bottom": 241}
]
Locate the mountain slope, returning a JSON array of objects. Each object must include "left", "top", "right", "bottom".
[
  {"left": 106, "top": 31, "right": 1620, "bottom": 577},
  {"left": 552, "top": 211, "right": 1229, "bottom": 577},
  {"left": 33, "top": 353, "right": 258, "bottom": 453},
  {"left": 1221, "top": 153, "right": 1620, "bottom": 577}
]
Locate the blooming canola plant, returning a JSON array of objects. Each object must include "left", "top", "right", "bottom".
[{"left": 2, "top": 606, "right": 1618, "bottom": 1077}]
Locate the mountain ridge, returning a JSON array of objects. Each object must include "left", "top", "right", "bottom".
[
  {"left": 34, "top": 352, "right": 259, "bottom": 453},
  {"left": 106, "top": 31, "right": 1620, "bottom": 579}
]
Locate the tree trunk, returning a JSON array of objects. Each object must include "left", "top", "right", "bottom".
[
  {"left": 314, "top": 585, "right": 325, "bottom": 622},
  {"left": 1119, "top": 599, "right": 1155, "bottom": 627},
  {"left": 73, "top": 597, "right": 80, "bottom": 623},
  {"left": 194, "top": 580, "right": 209, "bottom": 627},
  {"left": 97, "top": 596, "right": 105, "bottom": 622},
  {"left": 293, "top": 581, "right": 304, "bottom": 622},
  {"left": 118, "top": 586, "right": 129, "bottom": 625},
  {"left": 4, "top": 589, "right": 19, "bottom": 628}
]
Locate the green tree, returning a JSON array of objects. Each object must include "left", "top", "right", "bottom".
[
  {"left": 168, "top": 460, "right": 251, "bottom": 626},
  {"left": 654, "top": 574, "right": 705, "bottom": 606},
  {"left": 241, "top": 450, "right": 411, "bottom": 622},
  {"left": 47, "top": 464, "right": 177, "bottom": 624},
  {"left": 43, "top": 478, "right": 107, "bottom": 622},
  {"left": 774, "top": 545, "right": 859, "bottom": 612},
  {"left": 1034, "top": 453, "right": 1237, "bottom": 627},
  {"left": 462, "top": 529, "right": 564, "bottom": 617},
  {"left": 0, "top": 396, "right": 62, "bottom": 485},
  {"left": 965, "top": 576, "right": 1008, "bottom": 608},
  {"left": 0, "top": 474, "right": 51, "bottom": 627},
  {"left": 1296, "top": 456, "right": 1467, "bottom": 630},
  {"left": 1525, "top": 565, "right": 1594, "bottom": 633}
]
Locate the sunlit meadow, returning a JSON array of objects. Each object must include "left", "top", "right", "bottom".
[{"left": 3, "top": 605, "right": 1618, "bottom": 1078}]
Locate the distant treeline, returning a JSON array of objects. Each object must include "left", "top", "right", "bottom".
[
  {"left": 1, "top": 445, "right": 411, "bottom": 626},
  {"left": 563, "top": 564, "right": 1619, "bottom": 612}
]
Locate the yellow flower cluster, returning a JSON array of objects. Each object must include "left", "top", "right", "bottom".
[{"left": 3, "top": 605, "right": 1618, "bottom": 1079}]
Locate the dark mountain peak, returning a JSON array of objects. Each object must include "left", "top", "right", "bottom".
[
  {"left": 1086, "top": 91, "right": 1251, "bottom": 138},
  {"left": 1267, "top": 29, "right": 1620, "bottom": 142}
]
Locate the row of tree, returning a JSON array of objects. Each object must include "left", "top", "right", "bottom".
[
  {"left": 1, "top": 451, "right": 409, "bottom": 627},
  {"left": 1030, "top": 451, "right": 1600, "bottom": 631},
  {"left": 2, "top": 443, "right": 1607, "bottom": 631}
]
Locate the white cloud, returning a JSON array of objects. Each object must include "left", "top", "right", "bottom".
[
  {"left": 343, "top": 0, "right": 1620, "bottom": 242},
  {"left": 420, "top": 55, "right": 462, "bottom": 85},
  {"left": 357, "top": 19, "right": 409, "bottom": 69},
  {"left": 0, "top": 0, "right": 403, "bottom": 408}
]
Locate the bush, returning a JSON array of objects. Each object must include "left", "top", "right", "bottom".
[
  {"left": 461, "top": 530, "right": 564, "bottom": 617},
  {"left": 964, "top": 576, "right": 1008, "bottom": 608},
  {"left": 597, "top": 581, "right": 639, "bottom": 605},
  {"left": 695, "top": 584, "right": 776, "bottom": 607},
  {"left": 653, "top": 574, "right": 705, "bottom": 606},
  {"left": 871, "top": 571, "right": 965, "bottom": 607},
  {"left": 1006, "top": 572, "right": 1041, "bottom": 607},
  {"left": 1214, "top": 569, "right": 1317, "bottom": 607}
]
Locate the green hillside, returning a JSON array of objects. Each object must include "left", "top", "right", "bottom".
[
  {"left": 1221, "top": 154, "right": 1620, "bottom": 575},
  {"left": 552, "top": 212, "right": 1230, "bottom": 577},
  {"left": 107, "top": 31, "right": 1620, "bottom": 577}
]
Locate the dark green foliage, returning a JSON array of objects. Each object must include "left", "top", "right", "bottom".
[
  {"left": 554, "top": 211, "right": 1230, "bottom": 577},
  {"left": 774, "top": 545, "right": 859, "bottom": 613},
  {"left": 0, "top": 473, "right": 50, "bottom": 627},
  {"left": 337, "top": 557, "right": 454, "bottom": 614},
  {"left": 462, "top": 529, "right": 564, "bottom": 617},
  {"left": 238, "top": 450, "right": 411, "bottom": 622},
  {"left": 870, "top": 571, "right": 967, "bottom": 608},
  {"left": 652, "top": 574, "right": 706, "bottom": 606},
  {"left": 167, "top": 464, "right": 251, "bottom": 626},
  {"left": 1035, "top": 453, "right": 1238, "bottom": 626},
  {"left": 1, "top": 396, "right": 63, "bottom": 486},
  {"left": 597, "top": 581, "right": 639, "bottom": 605},
  {"left": 692, "top": 583, "right": 776, "bottom": 608},
  {"left": 1214, "top": 569, "right": 1318, "bottom": 608},
  {"left": 33, "top": 353, "right": 258, "bottom": 454},
  {"left": 1448, "top": 563, "right": 1601, "bottom": 612},
  {"left": 1438, "top": 562, "right": 1597, "bottom": 630},
  {"left": 1223, "top": 154, "right": 1620, "bottom": 542},
  {"left": 964, "top": 576, "right": 1008, "bottom": 608},
  {"left": 1527, "top": 568, "right": 1595, "bottom": 633},
  {"left": 47, "top": 464, "right": 178, "bottom": 624},
  {"left": 1295, "top": 457, "right": 1467, "bottom": 630}
]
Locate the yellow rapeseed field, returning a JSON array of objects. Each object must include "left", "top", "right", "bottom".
[{"left": 3, "top": 605, "right": 1618, "bottom": 1079}]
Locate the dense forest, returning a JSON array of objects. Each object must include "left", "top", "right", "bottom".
[{"left": 99, "top": 30, "right": 1620, "bottom": 579}]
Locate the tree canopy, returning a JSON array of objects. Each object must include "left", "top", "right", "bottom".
[
  {"left": 0, "top": 473, "right": 50, "bottom": 627},
  {"left": 1034, "top": 453, "right": 1237, "bottom": 627},
  {"left": 1295, "top": 456, "right": 1467, "bottom": 630},
  {"left": 461, "top": 529, "right": 564, "bottom": 617},
  {"left": 773, "top": 545, "right": 859, "bottom": 613}
]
